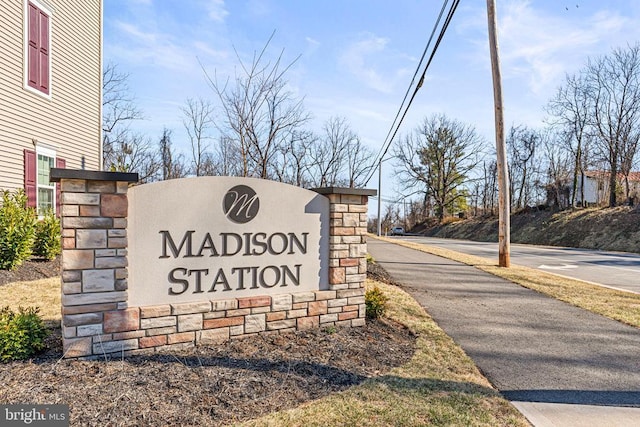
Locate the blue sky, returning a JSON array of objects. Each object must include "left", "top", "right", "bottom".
[{"left": 103, "top": 0, "right": 640, "bottom": 201}]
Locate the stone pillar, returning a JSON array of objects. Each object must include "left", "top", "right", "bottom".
[
  {"left": 51, "top": 169, "right": 138, "bottom": 358},
  {"left": 313, "top": 187, "right": 377, "bottom": 326}
]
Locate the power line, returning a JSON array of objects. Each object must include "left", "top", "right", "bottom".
[
  {"left": 364, "top": 0, "right": 461, "bottom": 185},
  {"left": 367, "top": 0, "right": 451, "bottom": 175}
]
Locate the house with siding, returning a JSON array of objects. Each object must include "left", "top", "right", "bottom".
[
  {"left": 576, "top": 170, "right": 640, "bottom": 206},
  {"left": 0, "top": 0, "right": 102, "bottom": 215}
]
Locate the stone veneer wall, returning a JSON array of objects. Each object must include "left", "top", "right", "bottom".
[{"left": 50, "top": 169, "right": 376, "bottom": 359}]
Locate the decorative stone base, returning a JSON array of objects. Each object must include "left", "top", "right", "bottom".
[{"left": 51, "top": 169, "right": 375, "bottom": 359}]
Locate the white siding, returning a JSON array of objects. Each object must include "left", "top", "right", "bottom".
[{"left": 0, "top": 0, "right": 102, "bottom": 191}]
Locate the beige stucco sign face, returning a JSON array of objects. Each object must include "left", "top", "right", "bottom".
[{"left": 128, "top": 177, "right": 329, "bottom": 306}]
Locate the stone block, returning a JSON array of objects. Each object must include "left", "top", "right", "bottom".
[
  {"left": 139, "top": 335, "right": 167, "bottom": 348},
  {"left": 112, "top": 330, "right": 145, "bottom": 340},
  {"left": 348, "top": 204, "right": 368, "bottom": 213},
  {"left": 82, "top": 269, "right": 114, "bottom": 292},
  {"left": 212, "top": 299, "right": 238, "bottom": 311},
  {"left": 329, "top": 259, "right": 340, "bottom": 267},
  {"left": 108, "top": 237, "right": 128, "bottom": 249},
  {"left": 63, "top": 192, "right": 100, "bottom": 205},
  {"left": 266, "top": 319, "right": 296, "bottom": 330},
  {"left": 95, "top": 249, "right": 116, "bottom": 258},
  {"left": 94, "top": 339, "right": 138, "bottom": 354},
  {"left": 171, "top": 301, "right": 212, "bottom": 315},
  {"left": 329, "top": 267, "right": 345, "bottom": 284},
  {"left": 62, "top": 229, "right": 75, "bottom": 238},
  {"left": 343, "top": 304, "right": 359, "bottom": 312},
  {"left": 108, "top": 229, "right": 127, "bottom": 238},
  {"left": 62, "top": 205, "right": 79, "bottom": 217},
  {"left": 79, "top": 205, "right": 101, "bottom": 217},
  {"left": 95, "top": 256, "right": 127, "bottom": 269},
  {"left": 61, "top": 179, "right": 86, "bottom": 192},
  {"left": 63, "top": 312, "right": 103, "bottom": 327},
  {"left": 346, "top": 266, "right": 359, "bottom": 275},
  {"left": 271, "top": 294, "right": 292, "bottom": 311},
  {"left": 315, "top": 290, "right": 337, "bottom": 300},
  {"left": 62, "top": 291, "right": 127, "bottom": 306},
  {"left": 116, "top": 182, "right": 130, "bottom": 194},
  {"left": 226, "top": 308, "right": 251, "bottom": 317},
  {"left": 115, "top": 268, "right": 128, "bottom": 279},
  {"left": 113, "top": 218, "right": 127, "bottom": 228},
  {"left": 115, "top": 279, "right": 128, "bottom": 291},
  {"left": 178, "top": 314, "right": 202, "bottom": 332},
  {"left": 104, "top": 308, "right": 140, "bottom": 333},
  {"left": 287, "top": 308, "right": 307, "bottom": 318},
  {"left": 292, "top": 291, "right": 315, "bottom": 303},
  {"left": 63, "top": 337, "right": 92, "bottom": 358},
  {"left": 342, "top": 213, "right": 360, "bottom": 227},
  {"left": 348, "top": 296, "right": 365, "bottom": 305},
  {"left": 62, "top": 250, "right": 94, "bottom": 270},
  {"left": 338, "top": 311, "right": 358, "bottom": 321},
  {"left": 101, "top": 194, "right": 128, "bottom": 217},
  {"left": 62, "top": 270, "right": 81, "bottom": 282},
  {"left": 117, "top": 249, "right": 128, "bottom": 257},
  {"left": 320, "top": 313, "right": 338, "bottom": 324},
  {"left": 292, "top": 302, "right": 307, "bottom": 310},
  {"left": 63, "top": 217, "right": 112, "bottom": 229},
  {"left": 87, "top": 181, "right": 116, "bottom": 193},
  {"left": 266, "top": 312, "right": 286, "bottom": 322},
  {"left": 337, "top": 288, "right": 365, "bottom": 298},
  {"left": 76, "top": 324, "right": 103, "bottom": 337},
  {"left": 330, "top": 283, "right": 349, "bottom": 290},
  {"left": 140, "top": 305, "right": 172, "bottom": 318},
  {"left": 339, "top": 258, "right": 359, "bottom": 267},
  {"left": 198, "top": 328, "right": 229, "bottom": 344},
  {"left": 329, "top": 203, "right": 348, "bottom": 213},
  {"left": 346, "top": 273, "right": 367, "bottom": 283},
  {"left": 203, "top": 316, "right": 244, "bottom": 329},
  {"left": 340, "top": 194, "right": 363, "bottom": 204},
  {"left": 203, "top": 311, "right": 225, "bottom": 320},
  {"left": 167, "top": 332, "right": 195, "bottom": 344},
  {"left": 238, "top": 296, "right": 271, "bottom": 309},
  {"left": 328, "top": 307, "right": 342, "bottom": 314},
  {"left": 62, "top": 303, "right": 117, "bottom": 315},
  {"left": 145, "top": 326, "right": 177, "bottom": 336},
  {"left": 328, "top": 298, "right": 348, "bottom": 308},
  {"left": 297, "top": 316, "right": 319, "bottom": 330},
  {"left": 251, "top": 306, "right": 271, "bottom": 314},
  {"left": 62, "top": 281, "right": 82, "bottom": 294},
  {"left": 352, "top": 318, "right": 366, "bottom": 327},
  {"left": 63, "top": 326, "right": 76, "bottom": 338},
  {"left": 229, "top": 325, "right": 244, "bottom": 336},
  {"left": 244, "top": 314, "right": 266, "bottom": 333},
  {"left": 349, "top": 244, "right": 367, "bottom": 258},
  {"left": 308, "top": 300, "right": 328, "bottom": 316}
]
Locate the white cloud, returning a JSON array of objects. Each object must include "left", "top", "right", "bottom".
[
  {"left": 205, "top": 0, "right": 229, "bottom": 23},
  {"left": 340, "top": 33, "right": 395, "bottom": 93}
]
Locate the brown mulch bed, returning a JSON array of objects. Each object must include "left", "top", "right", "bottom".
[
  {"left": 0, "top": 256, "right": 60, "bottom": 286},
  {"left": 0, "top": 259, "right": 416, "bottom": 426}
]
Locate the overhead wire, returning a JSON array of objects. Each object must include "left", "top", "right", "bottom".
[{"left": 364, "top": 0, "right": 461, "bottom": 185}]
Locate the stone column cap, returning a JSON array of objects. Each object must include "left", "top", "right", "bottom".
[
  {"left": 312, "top": 187, "right": 377, "bottom": 196},
  {"left": 50, "top": 168, "right": 139, "bottom": 183}
]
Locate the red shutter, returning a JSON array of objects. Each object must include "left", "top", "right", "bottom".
[
  {"left": 38, "top": 11, "right": 49, "bottom": 94},
  {"left": 55, "top": 157, "right": 66, "bottom": 216},
  {"left": 27, "top": 3, "right": 39, "bottom": 89},
  {"left": 24, "top": 149, "right": 37, "bottom": 208}
]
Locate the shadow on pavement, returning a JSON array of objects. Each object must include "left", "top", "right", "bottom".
[{"left": 502, "top": 390, "right": 640, "bottom": 407}]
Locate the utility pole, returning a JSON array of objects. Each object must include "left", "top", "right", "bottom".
[
  {"left": 486, "top": 0, "right": 511, "bottom": 267},
  {"left": 377, "top": 159, "right": 382, "bottom": 236}
]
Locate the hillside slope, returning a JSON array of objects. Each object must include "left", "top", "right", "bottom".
[{"left": 420, "top": 206, "right": 640, "bottom": 254}]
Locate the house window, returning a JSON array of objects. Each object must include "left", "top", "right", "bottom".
[
  {"left": 24, "top": 147, "right": 65, "bottom": 216},
  {"left": 37, "top": 151, "right": 55, "bottom": 215},
  {"left": 25, "top": 0, "right": 52, "bottom": 96}
]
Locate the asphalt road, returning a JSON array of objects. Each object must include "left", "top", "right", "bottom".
[
  {"left": 397, "top": 236, "right": 640, "bottom": 294},
  {"left": 368, "top": 239, "right": 640, "bottom": 424}
]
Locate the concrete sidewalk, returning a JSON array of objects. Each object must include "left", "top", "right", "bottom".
[{"left": 368, "top": 239, "right": 640, "bottom": 427}]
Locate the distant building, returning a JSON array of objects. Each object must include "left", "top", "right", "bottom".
[
  {"left": 0, "top": 0, "right": 102, "bottom": 215},
  {"left": 576, "top": 171, "right": 640, "bottom": 206}
]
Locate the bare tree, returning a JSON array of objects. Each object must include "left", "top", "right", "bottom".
[
  {"left": 546, "top": 72, "right": 592, "bottom": 207},
  {"left": 102, "top": 62, "right": 145, "bottom": 171},
  {"left": 182, "top": 97, "right": 216, "bottom": 177},
  {"left": 108, "top": 134, "right": 159, "bottom": 183},
  {"left": 541, "top": 129, "right": 572, "bottom": 209},
  {"left": 587, "top": 44, "right": 640, "bottom": 206},
  {"left": 507, "top": 125, "right": 540, "bottom": 210},
  {"left": 158, "top": 128, "right": 188, "bottom": 180},
  {"left": 204, "top": 34, "right": 310, "bottom": 179},
  {"left": 394, "top": 114, "right": 483, "bottom": 222}
]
